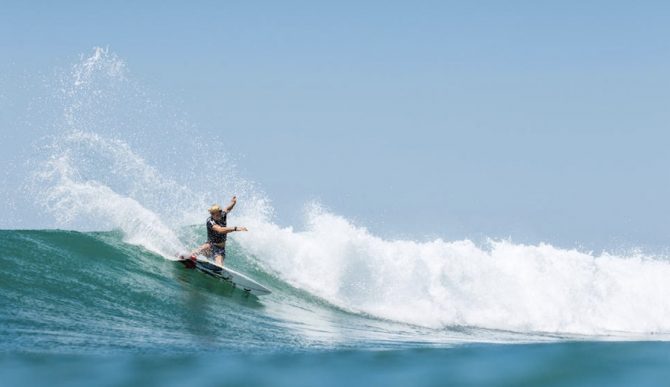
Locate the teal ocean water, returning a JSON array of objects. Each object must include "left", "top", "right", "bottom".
[{"left": 2, "top": 229, "right": 670, "bottom": 386}]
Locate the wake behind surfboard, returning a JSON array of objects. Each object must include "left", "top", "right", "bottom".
[{"left": 177, "top": 254, "right": 272, "bottom": 296}]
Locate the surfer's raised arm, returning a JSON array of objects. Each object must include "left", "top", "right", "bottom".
[{"left": 224, "top": 196, "right": 237, "bottom": 213}]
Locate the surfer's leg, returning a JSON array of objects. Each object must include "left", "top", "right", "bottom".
[
  {"left": 212, "top": 244, "right": 226, "bottom": 267},
  {"left": 191, "top": 243, "right": 210, "bottom": 256}
]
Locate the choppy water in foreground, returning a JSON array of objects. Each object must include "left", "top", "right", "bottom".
[{"left": 4, "top": 342, "right": 670, "bottom": 387}]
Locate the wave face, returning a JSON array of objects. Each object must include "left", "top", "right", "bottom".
[
  {"left": 6, "top": 47, "right": 670, "bottom": 355},
  {"left": 2, "top": 228, "right": 669, "bottom": 356},
  {"left": 0, "top": 229, "right": 490, "bottom": 353}
]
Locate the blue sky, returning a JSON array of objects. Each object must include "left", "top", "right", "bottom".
[{"left": 2, "top": 1, "right": 670, "bottom": 250}]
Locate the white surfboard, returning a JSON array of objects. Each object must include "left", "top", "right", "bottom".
[{"left": 177, "top": 254, "right": 271, "bottom": 296}]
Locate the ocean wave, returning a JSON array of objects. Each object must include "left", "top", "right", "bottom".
[{"left": 18, "top": 47, "right": 670, "bottom": 343}]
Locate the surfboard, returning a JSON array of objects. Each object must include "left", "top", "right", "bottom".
[{"left": 177, "top": 254, "right": 271, "bottom": 296}]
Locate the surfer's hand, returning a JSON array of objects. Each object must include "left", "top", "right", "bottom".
[
  {"left": 237, "top": 227, "right": 248, "bottom": 232},
  {"left": 231, "top": 196, "right": 237, "bottom": 204}
]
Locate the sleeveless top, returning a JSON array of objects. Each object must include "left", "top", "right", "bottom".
[{"left": 206, "top": 212, "right": 228, "bottom": 244}]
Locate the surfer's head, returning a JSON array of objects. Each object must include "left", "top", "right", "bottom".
[{"left": 209, "top": 204, "right": 223, "bottom": 216}]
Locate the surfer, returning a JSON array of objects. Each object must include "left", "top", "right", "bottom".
[{"left": 191, "top": 196, "right": 248, "bottom": 267}]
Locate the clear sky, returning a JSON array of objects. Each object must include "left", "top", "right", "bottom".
[{"left": 2, "top": 1, "right": 670, "bottom": 250}]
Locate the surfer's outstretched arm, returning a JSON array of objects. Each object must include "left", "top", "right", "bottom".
[
  {"left": 211, "top": 224, "right": 248, "bottom": 234},
  {"left": 224, "top": 196, "right": 237, "bottom": 213}
]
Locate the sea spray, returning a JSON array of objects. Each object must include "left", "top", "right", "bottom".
[
  {"left": 32, "top": 126, "right": 272, "bottom": 257},
  {"left": 29, "top": 47, "right": 270, "bottom": 257},
  {"left": 34, "top": 148, "right": 184, "bottom": 256}
]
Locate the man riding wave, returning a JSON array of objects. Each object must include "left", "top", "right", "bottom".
[{"left": 191, "top": 196, "right": 248, "bottom": 267}]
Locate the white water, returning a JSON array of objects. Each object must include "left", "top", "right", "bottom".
[
  {"left": 30, "top": 47, "right": 670, "bottom": 338},
  {"left": 237, "top": 207, "right": 670, "bottom": 335}
]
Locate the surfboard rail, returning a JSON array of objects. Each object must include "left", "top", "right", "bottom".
[{"left": 177, "top": 254, "right": 272, "bottom": 296}]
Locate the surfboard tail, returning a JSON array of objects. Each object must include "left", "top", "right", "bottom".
[{"left": 176, "top": 253, "right": 197, "bottom": 269}]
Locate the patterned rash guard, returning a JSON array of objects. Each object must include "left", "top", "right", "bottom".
[{"left": 206, "top": 211, "right": 228, "bottom": 244}]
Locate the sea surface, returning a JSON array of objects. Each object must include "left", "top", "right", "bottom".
[{"left": 2, "top": 229, "right": 670, "bottom": 387}]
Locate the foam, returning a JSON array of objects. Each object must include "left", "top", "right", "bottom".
[{"left": 236, "top": 205, "right": 670, "bottom": 336}]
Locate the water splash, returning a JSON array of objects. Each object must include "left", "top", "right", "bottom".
[
  {"left": 61, "top": 47, "right": 128, "bottom": 130},
  {"left": 30, "top": 47, "right": 270, "bottom": 257}
]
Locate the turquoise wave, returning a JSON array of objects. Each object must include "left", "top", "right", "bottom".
[{"left": 0, "top": 229, "right": 472, "bottom": 355}]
